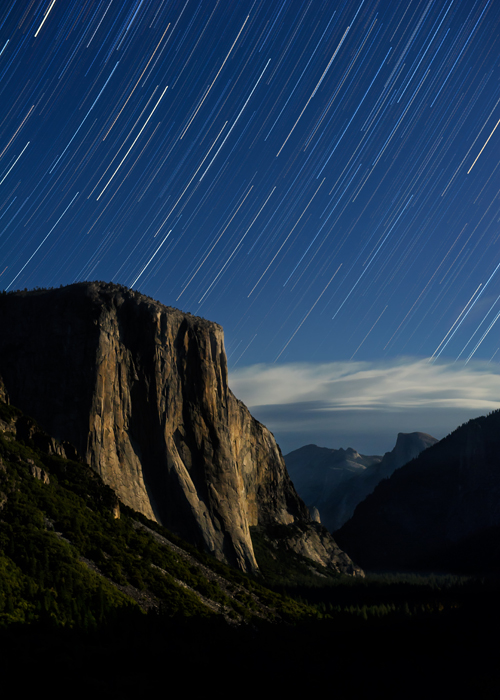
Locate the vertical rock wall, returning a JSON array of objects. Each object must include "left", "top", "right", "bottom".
[
  {"left": 0, "top": 283, "right": 308, "bottom": 570},
  {"left": 0, "top": 283, "right": 312, "bottom": 572}
]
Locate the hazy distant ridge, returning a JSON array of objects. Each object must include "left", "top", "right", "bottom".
[{"left": 286, "top": 432, "right": 438, "bottom": 531}]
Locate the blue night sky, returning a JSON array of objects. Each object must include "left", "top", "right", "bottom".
[{"left": 2, "top": 0, "right": 500, "bottom": 453}]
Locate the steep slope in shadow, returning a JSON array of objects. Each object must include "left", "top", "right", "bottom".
[{"left": 334, "top": 412, "right": 500, "bottom": 572}]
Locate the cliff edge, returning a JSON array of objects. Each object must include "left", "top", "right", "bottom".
[{"left": 0, "top": 282, "right": 360, "bottom": 575}]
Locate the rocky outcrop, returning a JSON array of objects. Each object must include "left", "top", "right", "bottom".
[
  {"left": 28, "top": 460, "right": 50, "bottom": 484},
  {"left": 277, "top": 522, "right": 362, "bottom": 575},
  {"left": 0, "top": 282, "right": 359, "bottom": 575},
  {"left": 0, "top": 375, "right": 8, "bottom": 403}
]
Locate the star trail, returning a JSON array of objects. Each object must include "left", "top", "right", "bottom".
[{"left": 1, "top": 0, "right": 500, "bottom": 376}]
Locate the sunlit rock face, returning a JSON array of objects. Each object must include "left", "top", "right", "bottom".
[{"left": 0, "top": 282, "right": 360, "bottom": 575}]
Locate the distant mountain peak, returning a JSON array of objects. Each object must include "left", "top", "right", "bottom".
[
  {"left": 285, "top": 431, "right": 438, "bottom": 532},
  {"left": 334, "top": 411, "right": 500, "bottom": 572}
]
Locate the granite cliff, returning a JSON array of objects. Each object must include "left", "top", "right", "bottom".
[{"left": 0, "top": 282, "right": 361, "bottom": 576}]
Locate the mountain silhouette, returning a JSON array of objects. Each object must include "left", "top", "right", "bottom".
[{"left": 334, "top": 411, "right": 500, "bottom": 572}]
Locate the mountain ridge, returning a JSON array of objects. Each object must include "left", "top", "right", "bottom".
[
  {"left": 334, "top": 410, "right": 500, "bottom": 571},
  {"left": 285, "top": 431, "right": 438, "bottom": 531}
]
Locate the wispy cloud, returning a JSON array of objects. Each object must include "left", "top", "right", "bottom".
[
  {"left": 229, "top": 358, "right": 500, "bottom": 410},
  {"left": 229, "top": 359, "right": 500, "bottom": 454}
]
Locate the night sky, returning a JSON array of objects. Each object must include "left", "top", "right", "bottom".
[{"left": 2, "top": 0, "right": 500, "bottom": 453}]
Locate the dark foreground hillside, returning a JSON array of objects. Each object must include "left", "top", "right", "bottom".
[
  {"left": 2, "top": 582, "right": 500, "bottom": 696},
  {"left": 0, "top": 396, "right": 499, "bottom": 695},
  {"left": 0, "top": 395, "right": 323, "bottom": 629}
]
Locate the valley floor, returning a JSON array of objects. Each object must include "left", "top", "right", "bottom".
[{"left": 1, "top": 588, "right": 499, "bottom": 697}]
